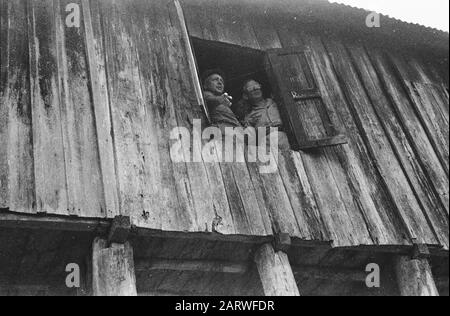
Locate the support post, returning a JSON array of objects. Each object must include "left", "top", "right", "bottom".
[
  {"left": 92, "top": 238, "right": 137, "bottom": 296},
  {"left": 394, "top": 255, "right": 439, "bottom": 296},
  {"left": 254, "top": 243, "right": 300, "bottom": 296}
]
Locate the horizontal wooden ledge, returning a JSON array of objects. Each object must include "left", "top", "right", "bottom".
[
  {"left": 136, "top": 260, "right": 248, "bottom": 274},
  {"left": 0, "top": 210, "right": 110, "bottom": 233},
  {"left": 1, "top": 211, "right": 447, "bottom": 258},
  {"left": 135, "top": 259, "right": 368, "bottom": 282}
]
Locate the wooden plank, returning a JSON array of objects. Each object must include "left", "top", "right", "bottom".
[
  {"left": 305, "top": 36, "right": 409, "bottom": 247},
  {"left": 0, "top": 211, "right": 110, "bottom": 233},
  {"left": 173, "top": 0, "right": 210, "bottom": 122},
  {"left": 297, "top": 135, "right": 348, "bottom": 150},
  {"left": 99, "top": 0, "right": 190, "bottom": 232},
  {"left": 247, "top": 150, "right": 302, "bottom": 237},
  {"left": 230, "top": 158, "right": 273, "bottom": 236},
  {"left": 387, "top": 54, "right": 449, "bottom": 176},
  {"left": 323, "top": 40, "right": 439, "bottom": 246},
  {"left": 28, "top": 0, "right": 67, "bottom": 215},
  {"left": 54, "top": 0, "right": 105, "bottom": 218},
  {"left": 163, "top": 2, "right": 220, "bottom": 233},
  {"left": 300, "top": 42, "right": 407, "bottom": 246},
  {"left": 1, "top": 0, "right": 35, "bottom": 213},
  {"left": 82, "top": 0, "right": 119, "bottom": 217},
  {"left": 92, "top": 238, "right": 137, "bottom": 296},
  {"left": 200, "top": 140, "right": 236, "bottom": 235},
  {"left": 136, "top": 259, "right": 248, "bottom": 274},
  {"left": 177, "top": 2, "right": 203, "bottom": 39},
  {"left": 278, "top": 151, "right": 330, "bottom": 241},
  {"left": 182, "top": 1, "right": 218, "bottom": 42},
  {"left": 348, "top": 46, "right": 449, "bottom": 248},
  {"left": 0, "top": 0, "right": 7, "bottom": 208},
  {"left": 254, "top": 243, "right": 300, "bottom": 296},
  {"left": 249, "top": 13, "right": 283, "bottom": 50},
  {"left": 395, "top": 256, "right": 439, "bottom": 296},
  {"left": 292, "top": 266, "right": 367, "bottom": 283}
]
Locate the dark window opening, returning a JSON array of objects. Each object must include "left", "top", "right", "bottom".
[
  {"left": 191, "top": 38, "right": 348, "bottom": 151},
  {"left": 192, "top": 37, "right": 273, "bottom": 122}
]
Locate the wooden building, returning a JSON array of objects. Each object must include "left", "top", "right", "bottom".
[{"left": 0, "top": 0, "right": 448, "bottom": 295}]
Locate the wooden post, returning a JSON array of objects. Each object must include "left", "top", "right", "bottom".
[
  {"left": 394, "top": 255, "right": 439, "bottom": 296},
  {"left": 254, "top": 243, "right": 300, "bottom": 296},
  {"left": 92, "top": 238, "right": 137, "bottom": 296}
]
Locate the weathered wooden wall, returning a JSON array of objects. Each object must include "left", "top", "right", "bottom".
[
  {"left": 1, "top": 0, "right": 448, "bottom": 250},
  {"left": 181, "top": 0, "right": 449, "bottom": 249}
]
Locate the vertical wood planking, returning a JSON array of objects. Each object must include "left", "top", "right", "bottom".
[
  {"left": 0, "top": 0, "right": 9, "bottom": 208},
  {"left": 306, "top": 38, "right": 407, "bottom": 245},
  {"left": 390, "top": 55, "right": 449, "bottom": 176},
  {"left": 82, "top": 0, "right": 119, "bottom": 217},
  {"left": 1, "top": 0, "right": 35, "bottom": 213},
  {"left": 349, "top": 46, "right": 448, "bottom": 247},
  {"left": 55, "top": 0, "right": 105, "bottom": 217},
  {"left": 165, "top": 1, "right": 240, "bottom": 233},
  {"left": 324, "top": 41, "right": 438, "bottom": 246},
  {"left": 275, "top": 27, "right": 373, "bottom": 246},
  {"left": 28, "top": 0, "right": 68, "bottom": 214},
  {"left": 99, "top": 0, "right": 190, "bottom": 231},
  {"left": 250, "top": 17, "right": 328, "bottom": 241}
]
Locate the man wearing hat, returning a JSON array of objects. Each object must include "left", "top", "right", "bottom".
[{"left": 202, "top": 69, "right": 242, "bottom": 133}]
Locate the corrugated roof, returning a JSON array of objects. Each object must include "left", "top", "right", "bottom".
[
  {"left": 328, "top": 1, "right": 448, "bottom": 34},
  {"left": 184, "top": 0, "right": 449, "bottom": 55}
]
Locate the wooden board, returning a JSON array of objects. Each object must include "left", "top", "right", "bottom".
[{"left": 1, "top": 0, "right": 35, "bottom": 213}]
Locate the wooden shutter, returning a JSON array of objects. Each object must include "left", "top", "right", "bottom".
[{"left": 265, "top": 47, "right": 347, "bottom": 150}]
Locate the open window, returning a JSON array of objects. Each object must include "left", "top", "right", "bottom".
[
  {"left": 191, "top": 38, "right": 272, "bottom": 123},
  {"left": 175, "top": 0, "right": 347, "bottom": 151},
  {"left": 265, "top": 47, "right": 348, "bottom": 150}
]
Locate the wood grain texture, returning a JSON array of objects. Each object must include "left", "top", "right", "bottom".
[
  {"left": 395, "top": 256, "right": 439, "bottom": 296},
  {"left": 0, "top": 0, "right": 447, "bottom": 251},
  {"left": 348, "top": 46, "right": 449, "bottom": 248},
  {"left": 56, "top": 0, "right": 105, "bottom": 217},
  {"left": 82, "top": 0, "right": 119, "bottom": 217},
  {"left": 254, "top": 243, "right": 300, "bottom": 296},
  {"left": 92, "top": 238, "right": 137, "bottom": 296},
  {"left": 1, "top": 0, "right": 35, "bottom": 213},
  {"left": 323, "top": 40, "right": 439, "bottom": 246},
  {"left": 28, "top": 0, "right": 68, "bottom": 214}
]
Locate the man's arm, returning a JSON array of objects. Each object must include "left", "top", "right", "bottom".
[{"left": 204, "top": 91, "right": 232, "bottom": 109}]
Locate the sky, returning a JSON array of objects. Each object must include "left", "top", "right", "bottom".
[{"left": 331, "top": 0, "right": 449, "bottom": 32}]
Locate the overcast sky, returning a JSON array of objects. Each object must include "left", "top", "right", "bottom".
[{"left": 331, "top": 0, "right": 449, "bottom": 32}]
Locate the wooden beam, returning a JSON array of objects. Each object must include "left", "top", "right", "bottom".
[
  {"left": 394, "top": 255, "right": 439, "bottom": 296},
  {"left": 136, "top": 259, "right": 248, "bottom": 274},
  {"left": 254, "top": 243, "right": 300, "bottom": 296},
  {"left": 274, "top": 233, "right": 291, "bottom": 253},
  {"left": 92, "top": 238, "right": 137, "bottom": 296},
  {"left": 108, "top": 216, "right": 131, "bottom": 244},
  {"left": 0, "top": 211, "right": 110, "bottom": 233},
  {"left": 292, "top": 266, "right": 366, "bottom": 283},
  {"left": 136, "top": 259, "right": 367, "bottom": 283}
]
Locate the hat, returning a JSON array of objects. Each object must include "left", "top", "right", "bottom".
[{"left": 201, "top": 68, "right": 226, "bottom": 84}]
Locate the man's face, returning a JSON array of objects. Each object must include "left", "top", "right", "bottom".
[
  {"left": 244, "top": 80, "right": 263, "bottom": 103},
  {"left": 204, "top": 74, "right": 225, "bottom": 95}
]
